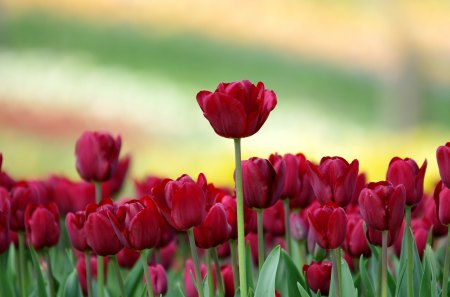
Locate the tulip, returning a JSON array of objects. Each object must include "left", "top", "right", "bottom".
[
  {"left": 85, "top": 199, "right": 123, "bottom": 256},
  {"left": 290, "top": 212, "right": 307, "bottom": 241},
  {"left": 386, "top": 157, "right": 427, "bottom": 206},
  {"left": 366, "top": 226, "right": 400, "bottom": 247},
  {"left": 66, "top": 211, "right": 90, "bottom": 252},
  {"left": 9, "top": 184, "right": 40, "bottom": 231},
  {"left": 269, "top": 153, "right": 301, "bottom": 199},
  {"left": 221, "top": 265, "right": 235, "bottom": 297},
  {"left": 183, "top": 259, "right": 209, "bottom": 297},
  {"left": 303, "top": 261, "right": 332, "bottom": 295},
  {"left": 24, "top": 203, "right": 60, "bottom": 250},
  {"left": 196, "top": 80, "right": 277, "bottom": 139},
  {"left": 359, "top": 181, "right": 406, "bottom": 232},
  {"left": 135, "top": 176, "right": 162, "bottom": 197},
  {"left": 101, "top": 155, "right": 130, "bottom": 198},
  {"left": 152, "top": 174, "right": 209, "bottom": 231},
  {"left": 350, "top": 173, "right": 367, "bottom": 206},
  {"left": 147, "top": 264, "right": 168, "bottom": 296},
  {"left": 108, "top": 197, "right": 162, "bottom": 250},
  {"left": 241, "top": 157, "right": 286, "bottom": 209},
  {"left": 218, "top": 195, "right": 256, "bottom": 239},
  {"left": 307, "top": 156, "right": 359, "bottom": 207},
  {"left": 76, "top": 256, "right": 108, "bottom": 296},
  {"left": 437, "top": 142, "right": 450, "bottom": 188},
  {"left": 0, "top": 170, "right": 16, "bottom": 191},
  {"left": 149, "top": 240, "right": 177, "bottom": 269},
  {"left": 75, "top": 131, "right": 121, "bottom": 182},
  {"left": 263, "top": 200, "right": 285, "bottom": 236},
  {"left": 434, "top": 181, "right": 450, "bottom": 226},
  {"left": 117, "top": 247, "right": 140, "bottom": 269},
  {"left": 344, "top": 213, "right": 370, "bottom": 258},
  {"left": 0, "top": 189, "right": 11, "bottom": 254},
  {"left": 289, "top": 153, "right": 315, "bottom": 209},
  {"left": 394, "top": 219, "right": 430, "bottom": 259},
  {"left": 194, "top": 203, "right": 231, "bottom": 249},
  {"left": 307, "top": 202, "right": 347, "bottom": 250}
]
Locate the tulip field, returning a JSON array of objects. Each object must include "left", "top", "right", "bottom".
[{"left": 0, "top": 80, "right": 449, "bottom": 297}]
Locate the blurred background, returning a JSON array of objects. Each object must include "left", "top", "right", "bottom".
[{"left": 0, "top": 0, "right": 449, "bottom": 191}]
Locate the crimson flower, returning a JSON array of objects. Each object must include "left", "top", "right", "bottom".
[
  {"left": 263, "top": 200, "right": 285, "bottom": 236},
  {"left": 344, "top": 213, "right": 370, "bottom": 258},
  {"left": 66, "top": 211, "right": 90, "bottom": 252},
  {"left": 366, "top": 226, "right": 401, "bottom": 247},
  {"left": 101, "top": 155, "right": 131, "bottom": 198},
  {"left": 146, "top": 264, "right": 168, "bottom": 296},
  {"left": 134, "top": 176, "right": 163, "bottom": 197},
  {"left": 303, "top": 261, "right": 332, "bottom": 295},
  {"left": 269, "top": 153, "right": 301, "bottom": 199},
  {"left": 0, "top": 189, "right": 11, "bottom": 254},
  {"left": 306, "top": 156, "right": 359, "bottom": 207},
  {"left": 25, "top": 203, "right": 60, "bottom": 250},
  {"left": 218, "top": 194, "right": 256, "bottom": 239},
  {"left": 434, "top": 181, "right": 450, "bottom": 225},
  {"left": 386, "top": 157, "right": 427, "bottom": 206},
  {"left": 194, "top": 203, "right": 231, "bottom": 249},
  {"left": 394, "top": 219, "right": 431, "bottom": 259},
  {"left": 75, "top": 131, "right": 121, "bottom": 182},
  {"left": 117, "top": 247, "right": 140, "bottom": 269},
  {"left": 196, "top": 80, "right": 277, "bottom": 138},
  {"left": 183, "top": 259, "right": 210, "bottom": 297},
  {"left": 437, "top": 143, "right": 450, "bottom": 188},
  {"left": 221, "top": 265, "right": 235, "bottom": 297},
  {"left": 289, "top": 153, "right": 315, "bottom": 209}
]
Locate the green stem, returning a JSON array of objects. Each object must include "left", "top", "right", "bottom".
[
  {"left": 332, "top": 248, "right": 342, "bottom": 297},
  {"left": 18, "top": 231, "right": 27, "bottom": 297},
  {"left": 381, "top": 231, "right": 388, "bottom": 297},
  {"left": 112, "top": 256, "right": 126, "bottom": 297},
  {"left": 283, "top": 199, "right": 292, "bottom": 254},
  {"left": 97, "top": 256, "right": 105, "bottom": 297},
  {"left": 206, "top": 250, "right": 215, "bottom": 297},
  {"left": 46, "top": 250, "right": 56, "bottom": 297},
  {"left": 406, "top": 206, "right": 414, "bottom": 297},
  {"left": 442, "top": 225, "right": 450, "bottom": 297},
  {"left": 234, "top": 138, "right": 248, "bottom": 297},
  {"left": 297, "top": 240, "right": 305, "bottom": 271},
  {"left": 257, "top": 208, "right": 264, "bottom": 272},
  {"left": 212, "top": 248, "right": 225, "bottom": 297},
  {"left": 141, "top": 250, "right": 155, "bottom": 297},
  {"left": 85, "top": 252, "right": 93, "bottom": 297},
  {"left": 187, "top": 229, "right": 205, "bottom": 297},
  {"left": 230, "top": 239, "right": 240, "bottom": 293},
  {"left": 95, "top": 182, "right": 102, "bottom": 203}
]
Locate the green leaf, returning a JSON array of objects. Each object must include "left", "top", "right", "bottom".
[
  {"left": 63, "top": 269, "right": 82, "bottom": 297},
  {"left": 420, "top": 245, "right": 438, "bottom": 297},
  {"left": 0, "top": 252, "right": 15, "bottom": 297},
  {"left": 328, "top": 255, "right": 357, "bottom": 297},
  {"left": 254, "top": 246, "right": 281, "bottom": 297},
  {"left": 125, "top": 261, "right": 144, "bottom": 297},
  {"left": 276, "top": 249, "right": 303, "bottom": 297},
  {"left": 359, "top": 256, "right": 375, "bottom": 297},
  {"left": 29, "top": 246, "right": 47, "bottom": 297},
  {"left": 297, "top": 282, "right": 311, "bottom": 297}
]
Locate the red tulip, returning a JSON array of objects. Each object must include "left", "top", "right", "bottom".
[
  {"left": 366, "top": 225, "right": 400, "bottom": 247},
  {"left": 303, "top": 261, "right": 332, "bottom": 295},
  {"left": 437, "top": 142, "right": 450, "bottom": 188},
  {"left": 108, "top": 197, "right": 162, "bottom": 250},
  {"left": 218, "top": 194, "right": 256, "bottom": 239},
  {"left": 394, "top": 219, "right": 431, "bottom": 258},
  {"left": 263, "top": 200, "right": 285, "bottom": 236},
  {"left": 76, "top": 256, "right": 108, "bottom": 296},
  {"left": 134, "top": 176, "right": 162, "bottom": 197},
  {"left": 183, "top": 259, "right": 209, "bottom": 297},
  {"left": 117, "top": 247, "right": 140, "bottom": 269},
  {"left": 0, "top": 170, "right": 16, "bottom": 191},
  {"left": 290, "top": 153, "right": 315, "bottom": 209},
  {"left": 149, "top": 240, "right": 177, "bottom": 269},
  {"left": 290, "top": 211, "right": 307, "bottom": 241},
  {"left": 194, "top": 203, "right": 231, "bottom": 249},
  {"left": 196, "top": 80, "right": 277, "bottom": 138},
  {"left": 152, "top": 174, "right": 209, "bottom": 231},
  {"left": 0, "top": 189, "right": 11, "bottom": 254},
  {"left": 307, "top": 202, "right": 347, "bottom": 249},
  {"left": 75, "top": 131, "right": 121, "bottom": 182},
  {"left": 359, "top": 181, "right": 406, "bottom": 232},
  {"left": 101, "top": 155, "right": 130, "bottom": 198},
  {"left": 85, "top": 199, "right": 123, "bottom": 256},
  {"left": 434, "top": 181, "right": 450, "bottom": 225},
  {"left": 269, "top": 153, "right": 301, "bottom": 199},
  {"left": 25, "top": 203, "right": 60, "bottom": 250},
  {"left": 66, "top": 211, "right": 90, "bottom": 251},
  {"left": 306, "top": 156, "right": 359, "bottom": 207},
  {"left": 417, "top": 193, "right": 448, "bottom": 237},
  {"left": 221, "top": 265, "right": 235, "bottom": 297},
  {"left": 350, "top": 173, "right": 367, "bottom": 206},
  {"left": 344, "top": 213, "right": 371, "bottom": 258},
  {"left": 241, "top": 157, "right": 285, "bottom": 209},
  {"left": 386, "top": 157, "right": 427, "bottom": 206},
  {"left": 146, "top": 264, "right": 168, "bottom": 295}
]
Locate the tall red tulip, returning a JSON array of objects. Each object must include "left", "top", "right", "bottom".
[
  {"left": 359, "top": 181, "right": 406, "bottom": 232},
  {"left": 152, "top": 174, "right": 209, "bottom": 231},
  {"left": 196, "top": 80, "right": 277, "bottom": 138},
  {"left": 386, "top": 157, "right": 427, "bottom": 206},
  {"left": 307, "top": 202, "right": 347, "bottom": 249},
  {"left": 437, "top": 143, "right": 450, "bottom": 188},
  {"left": 66, "top": 211, "right": 90, "bottom": 252},
  {"left": 306, "top": 156, "right": 359, "bottom": 207},
  {"left": 194, "top": 203, "right": 231, "bottom": 249},
  {"left": 75, "top": 131, "right": 121, "bottom": 182},
  {"left": 434, "top": 181, "right": 450, "bottom": 225},
  {"left": 25, "top": 203, "right": 60, "bottom": 250},
  {"left": 303, "top": 261, "right": 332, "bottom": 295},
  {"left": 0, "top": 188, "right": 11, "bottom": 254},
  {"left": 241, "top": 157, "right": 285, "bottom": 209}
]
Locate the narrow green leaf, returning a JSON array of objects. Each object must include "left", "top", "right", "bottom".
[
  {"left": 276, "top": 249, "right": 302, "bottom": 297},
  {"left": 297, "top": 282, "right": 311, "bottom": 297},
  {"left": 421, "top": 245, "right": 438, "bottom": 297},
  {"left": 328, "top": 256, "right": 357, "bottom": 297},
  {"left": 125, "top": 261, "right": 144, "bottom": 297},
  {"left": 254, "top": 246, "right": 281, "bottom": 297},
  {"left": 29, "top": 246, "right": 47, "bottom": 297},
  {"left": 63, "top": 269, "right": 82, "bottom": 297},
  {"left": 359, "top": 256, "right": 375, "bottom": 297}
]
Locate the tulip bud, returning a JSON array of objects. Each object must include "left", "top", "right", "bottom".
[
  {"left": 307, "top": 203, "right": 347, "bottom": 250},
  {"left": 147, "top": 264, "right": 168, "bottom": 295},
  {"left": 218, "top": 195, "right": 256, "bottom": 239},
  {"left": 263, "top": 200, "right": 285, "bottom": 236},
  {"left": 183, "top": 259, "right": 208, "bottom": 297},
  {"left": 306, "top": 156, "right": 359, "bottom": 207},
  {"left": 289, "top": 153, "right": 315, "bottom": 209},
  {"left": 194, "top": 203, "right": 231, "bottom": 249},
  {"left": 75, "top": 131, "right": 121, "bottom": 182},
  {"left": 117, "top": 247, "right": 140, "bottom": 269},
  {"left": 344, "top": 213, "right": 371, "bottom": 258},
  {"left": 9, "top": 184, "right": 39, "bottom": 231},
  {"left": 366, "top": 226, "right": 400, "bottom": 247},
  {"left": 0, "top": 189, "right": 11, "bottom": 254},
  {"left": 241, "top": 157, "right": 286, "bottom": 209},
  {"left": 269, "top": 153, "right": 301, "bottom": 199},
  {"left": 66, "top": 211, "right": 90, "bottom": 252},
  {"left": 221, "top": 265, "right": 235, "bottom": 297},
  {"left": 196, "top": 80, "right": 277, "bottom": 139},
  {"left": 437, "top": 143, "right": 450, "bottom": 188},
  {"left": 25, "top": 203, "right": 60, "bottom": 250},
  {"left": 135, "top": 176, "right": 163, "bottom": 197},
  {"left": 386, "top": 157, "right": 427, "bottom": 206},
  {"left": 101, "top": 155, "right": 130, "bottom": 198},
  {"left": 303, "top": 261, "right": 332, "bottom": 295},
  {"left": 434, "top": 181, "right": 450, "bottom": 226}
]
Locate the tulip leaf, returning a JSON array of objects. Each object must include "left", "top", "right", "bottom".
[
  {"left": 254, "top": 245, "right": 281, "bottom": 297},
  {"left": 124, "top": 260, "right": 144, "bottom": 297},
  {"left": 0, "top": 252, "right": 15, "bottom": 297},
  {"left": 328, "top": 255, "right": 357, "bottom": 297},
  {"left": 276, "top": 249, "right": 303, "bottom": 297},
  {"left": 420, "top": 245, "right": 438, "bottom": 297},
  {"left": 29, "top": 246, "right": 47, "bottom": 297},
  {"left": 297, "top": 282, "right": 311, "bottom": 297},
  {"left": 63, "top": 269, "right": 82, "bottom": 297},
  {"left": 359, "top": 256, "right": 375, "bottom": 297}
]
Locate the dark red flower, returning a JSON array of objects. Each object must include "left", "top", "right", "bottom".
[
  {"left": 0, "top": 188, "right": 11, "bottom": 254},
  {"left": 25, "top": 203, "right": 60, "bottom": 250},
  {"left": 196, "top": 80, "right": 277, "bottom": 138},
  {"left": 437, "top": 142, "right": 450, "bottom": 188},
  {"left": 263, "top": 200, "right": 285, "bottom": 236},
  {"left": 434, "top": 181, "right": 450, "bottom": 226},
  {"left": 117, "top": 247, "right": 140, "bottom": 269},
  {"left": 289, "top": 153, "right": 315, "bottom": 209},
  {"left": 306, "top": 156, "right": 359, "bottom": 207},
  {"left": 269, "top": 153, "right": 301, "bottom": 199},
  {"left": 75, "top": 131, "right": 121, "bottom": 182},
  {"left": 0, "top": 171, "right": 16, "bottom": 191},
  {"left": 152, "top": 174, "right": 209, "bottom": 231},
  {"left": 366, "top": 225, "right": 400, "bottom": 247},
  {"left": 149, "top": 240, "right": 177, "bottom": 269},
  {"left": 101, "top": 155, "right": 130, "bottom": 198},
  {"left": 344, "top": 213, "right": 371, "bottom": 258},
  {"left": 359, "top": 181, "right": 406, "bottom": 232},
  {"left": 307, "top": 203, "right": 347, "bottom": 249},
  {"left": 290, "top": 211, "right": 307, "bottom": 241},
  {"left": 350, "top": 173, "right": 367, "bottom": 206},
  {"left": 386, "top": 157, "right": 427, "bottom": 206},
  {"left": 9, "top": 184, "right": 39, "bottom": 231},
  {"left": 134, "top": 176, "right": 163, "bottom": 197},
  {"left": 76, "top": 255, "right": 108, "bottom": 296},
  {"left": 303, "top": 261, "right": 332, "bottom": 295},
  {"left": 146, "top": 264, "right": 168, "bottom": 295},
  {"left": 183, "top": 259, "right": 210, "bottom": 297},
  {"left": 394, "top": 219, "right": 430, "bottom": 259},
  {"left": 108, "top": 197, "right": 162, "bottom": 250},
  {"left": 218, "top": 194, "right": 256, "bottom": 239},
  {"left": 66, "top": 211, "right": 90, "bottom": 252},
  {"left": 194, "top": 203, "right": 231, "bottom": 249},
  {"left": 85, "top": 199, "right": 123, "bottom": 256},
  {"left": 241, "top": 157, "right": 285, "bottom": 209},
  {"left": 221, "top": 265, "right": 235, "bottom": 297}
]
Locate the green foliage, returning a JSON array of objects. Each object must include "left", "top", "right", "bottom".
[{"left": 254, "top": 246, "right": 281, "bottom": 297}]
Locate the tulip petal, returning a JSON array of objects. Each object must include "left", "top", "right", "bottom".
[
  {"left": 359, "top": 188, "right": 387, "bottom": 231},
  {"left": 171, "top": 183, "right": 206, "bottom": 230}
]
